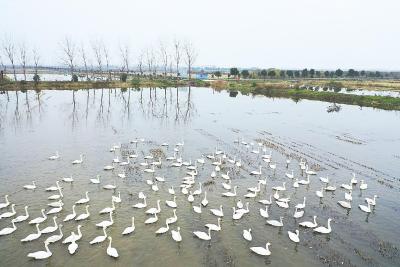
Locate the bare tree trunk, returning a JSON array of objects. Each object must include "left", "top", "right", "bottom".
[
  {"left": 103, "top": 44, "right": 111, "bottom": 81},
  {"left": 120, "top": 44, "right": 130, "bottom": 75},
  {"left": 159, "top": 41, "right": 168, "bottom": 77},
  {"left": 80, "top": 43, "right": 89, "bottom": 80},
  {"left": 19, "top": 42, "right": 28, "bottom": 81},
  {"left": 92, "top": 41, "right": 103, "bottom": 80},
  {"left": 173, "top": 39, "right": 181, "bottom": 78},
  {"left": 184, "top": 41, "right": 197, "bottom": 81},
  {"left": 138, "top": 51, "right": 144, "bottom": 76},
  {"left": 2, "top": 38, "right": 17, "bottom": 81},
  {"left": 60, "top": 37, "right": 76, "bottom": 79},
  {"left": 32, "top": 48, "right": 40, "bottom": 76}
]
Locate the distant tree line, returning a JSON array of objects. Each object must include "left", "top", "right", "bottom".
[{"left": 211, "top": 67, "right": 396, "bottom": 80}]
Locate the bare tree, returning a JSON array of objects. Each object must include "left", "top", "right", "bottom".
[
  {"left": 103, "top": 43, "right": 111, "bottom": 80},
  {"left": 146, "top": 48, "right": 154, "bottom": 76},
  {"left": 92, "top": 41, "right": 103, "bottom": 79},
  {"left": 32, "top": 48, "right": 40, "bottom": 79},
  {"left": 159, "top": 41, "right": 168, "bottom": 76},
  {"left": 19, "top": 42, "right": 28, "bottom": 81},
  {"left": 137, "top": 51, "right": 144, "bottom": 75},
  {"left": 120, "top": 44, "right": 130, "bottom": 74},
  {"left": 184, "top": 41, "right": 197, "bottom": 81},
  {"left": 2, "top": 37, "right": 17, "bottom": 81},
  {"left": 79, "top": 43, "right": 89, "bottom": 80},
  {"left": 60, "top": 37, "right": 76, "bottom": 78},
  {"left": 173, "top": 38, "right": 181, "bottom": 78}
]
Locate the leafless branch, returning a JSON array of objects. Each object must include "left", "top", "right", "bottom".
[
  {"left": 184, "top": 41, "right": 197, "bottom": 80},
  {"left": 60, "top": 37, "right": 76, "bottom": 77}
]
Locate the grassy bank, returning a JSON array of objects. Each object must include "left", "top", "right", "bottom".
[
  {"left": 0, "top": 78, "right": 210, "bottom": 91},
  {"left": 211, "top": 80, "right": 400, "bottom": 111}
]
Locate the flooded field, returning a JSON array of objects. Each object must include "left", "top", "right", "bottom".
[{"left": 0, "top": 87, "right": 399, "bottom": 267}]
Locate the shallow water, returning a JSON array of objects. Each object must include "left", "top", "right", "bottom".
[{"left": 0, "top": 87, "right": 399, "bottom": 267}]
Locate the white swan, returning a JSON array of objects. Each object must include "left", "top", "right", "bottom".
[
  {"left": 298, "top": 175, "right": 310, "bottom": 185},
  {"left": 295, "top": 197, "right": 306, "bottom": 209},
  {"left": 259, "top": 195, "right": 272, "bottom": 205},
  {"left": 187, "top": 191, "right": 194, "bottom": 202},
  {"left": 260, "top": 205, "right": 269, "bottom": 218},
  {"left": 221, "top": 171, "right": 230, "bottom": 180},
  {"left": 288, "top": 230, "right": 300, "bottom": 243},
  {"left": 122, "top": 217, "right": 135, "bottom": 235},
  {"left": 89, "top": 225, "right": 108, "bottom": 244},
  {"left": 29, "top": 209, "right": 47, "bottom": 224},
  {"left": 72, "top": 154, "right": 83, "bottom": 164},
  {"left": 320, "top": 175, "right": 329, "bottom": 183},
  {"left": 0, "top": 195, "right": 10, "bottom": 209},
  {"left": 0, "top": 221, "right": 17, "bottom": 236},
  {"left": 48, "top": 199, "right": 63, "bottom": 208},
  {"left": 193, "top": 182, "right": 202, "bottom": 195},
  {"left": 0, "top": 203, "right": 16, "bottom": 218},
  {"left": 24, "top": 181, "right": 36, "bottom": 190},
  {"left": 99, "top": 201, "right": 115, "bottom": 214},
  {"left": 205, "top": 218, "right": 221, "bottom": 231},
  {"left": 276, "top": 200, "right": 289, "bottom": 209},
  {"left": 12, "top": 206, "right": 29, "bottom": 223},
  {"left": 168, "top": 186, "right": 175, "bottom": 195},
  {"left": 365, "top": 195, "right": 378, "bottom": 206},
  {"left": 266, "top": 217, "right": 283, "bottom": 227},
  {"left": 166, "top": 209, "right": 178, "bottom": 224},
  {"left": 103, "top": 181, "right": 117, "bottom": 190},
  {"left": 193, "top": 203, "right": 202, "bottom": 214},
  {"left": 133, "top": 197, "right": 147, "bottom": 209},
  {"left": 119, "top": 157, "right": 130, "bottom": 166},
  {"left": 171, "top": 227, "right": 182, "bottom": 242},
  {"left": 103, "top": 163, "right": 115, "bottom": 171},
  {"left": 222, "top": 186, "right": 237, "bottom": 197},
  {"left": 338, "top": 200, "right": 352, "bottom": 209},
  {"left": 96, "top": 212, "right": 114, "bottom": 228},
  {"left": 63, "top": 205, "right": 76, "bottom": 222},
  {"left": 210, "top": 205, "right": 224, "bottom": 217},
  {"left": 286, "top": 170, "right": 294, "bottom": 179},
  {"left": 112, "top": 192, "right": 121, "bottom": 203},
  {"left": 46, "top": 181, "right": 61, "bottom": 191},
  {"left": 144, "top": 213, "right": 158, "bottom": 224},
  {"left": 90, "top": 175, "right": 100, "bottom": 184},
  {"left": 232, "top": 207, "right": 244, "bottom": 220},
  {"left": 21, "top": 223, "right": 41, "bottom": 242},
  {"left": 272, "top": 182, "right": 286, "bottom": 191},
  {"left": 47, "top": 205, "right": 62, "bottom": 215},
  {"left": 244, "top": 191, "right": 257, "bottom": 198},
  {"left": 250, "top": 242, "right": 271, "bottom": 256},
  {"left": 293, "top": 208, "right": 304, "bottom": 219},
  {"left": 360, "top": 180, "right": 368, "bottom": 190},
  {"left": 243, "top": 229, "right": 252, "bottom": 241},
  {"left": 27, "top": 241, "right": 52, "bottom": 259},
  {"left": 68, "top": 237, "right": 78, "bottom": 254},
  {"left": 48, "top": 151, "right": 60, "bottom": 160},
  {"left": 75, "top": 191, "right": 90, "bottom": 204},
  {"left": 193, "top": 228, "right": 211, "bottom": 241},
  {"left": 222, "top": 180, "right": 231, "bottom": 190},
  {"left": 63, "top": 225, "right": 82, "bottom": 243},
  {"left": 316, "top": 187, "right": 324, "bottom": 198},
  {"left": 41, "top": 216, "right": 58, "bottom": 234},
  {"left": 45, "top": 224, "right": 63, "bottom": 243},
  {"left": 146, "top": 200, "right": 161, "bottom": 214},
  {"left": 76, "top": 205, "right": 90, "bottom": 221},
  {"left": 359, "top": 202, "right": 371, "bottom": 213},
  {"left": 166, "top": 196, "right": 177, "bottom": 208},
  {"left": 151, "top": 182, "right": 159, "bottom": 192},
  {"left": 155, "top": 221, "right": 169, "bottom": 234},
  {"left": 299, "top": 215, "right": 318, "bottom": 228},
  {"left": 313, "top": 218, "right": 332, "bottom": 234},
  {"left": 250, "top": 166, "right": 262, "bottom": 176},
  {"left": 62, "top": 175, "right": 74, "bottom": 183},
  {"left": 201, "top": 191, "right": 208, "bottom": 207},
  {"left": 107, "top": 236, "right": 119, "bottom": 258},
  {"left": 48, "top": 188, "right": 63, "bottom": 200}
]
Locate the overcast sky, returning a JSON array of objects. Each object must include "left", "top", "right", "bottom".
[{"left": 2, "top": 0, "right": 399, "bottom": 70}]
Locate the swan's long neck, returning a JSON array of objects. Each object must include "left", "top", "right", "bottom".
[
  {"left": 327, "top": 220, "right": 331, "bottom": 231},
  {"left": 132, "top": 217, "right": 135, "bottom": 227},
  {"left": 108, "top": 238, "right": 112, "bottom": 249},
  {"left": 25, "top": 206, "right": 29, "bottom": 216},
  {"left": 77, "top": 226, "right": 82, "bottom": 236},
  {"left": 45, "top": 242, "right": 50, "bottom": 253},
  {"left": 103, "top": 227, "right": 107, "bottom": 236},
  {"left": 208, "top": 227, "right": 211, "bottom": 237},
  {"left": 36, "top": 224, "right": 41, "bottom": 233},
  {"left": 86, "top": 206, "right": 90, "bottom": 214},
  {"left": 233, "top": 187, "right": 237, "bottom": 195},
  {"left": 110, "top": 213, "right": 113, "bottom": 222}
]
